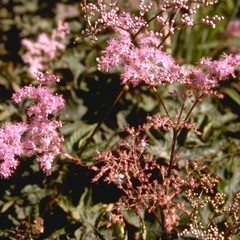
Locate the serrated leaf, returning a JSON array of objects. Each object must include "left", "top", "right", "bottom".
[
  {"left": 60, "top": 97, "right": 87, "bottom": 123},
  {"left": 58, "top": 195, "right": 80, "bottom": 221},
  {"left": 64, "top": 123, "right": 97, "bottom": 153},
  {"left": 77, "top": 188, "right": 104, "bottom": 223},
  {"left": 139, "top": 94, "right": 157, "bottom": 112},
  {"left": 55, "top": 49, "right": 86, "bottom": 83},
  {"left": 74, "top": 188, "right": 114, "bottom": 240},
  {"left": 81, "top": 139, "right": 113, "bottom": 163},
  {"left": 145, "top": 219, "right": 162, "bottom": 239}
]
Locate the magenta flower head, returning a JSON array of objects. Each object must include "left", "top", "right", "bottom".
[{"left": 0, "top": 72, "right": 65, "bottom": 178}]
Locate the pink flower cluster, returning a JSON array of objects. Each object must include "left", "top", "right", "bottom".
[
  {"left": 21, "top": 21, "right": 69, "bottom": 77},
  {"left": 97, "top": 29, "right": 184, "bottom": 87},
  {"left": 0, "top": 123, "right": 27, "bottom": 178},
  {"left": 83, "top": 0, "right": 229, "bottom": 101},
  {"left": 98, "top": 27, "right": 240, "bottom": 101},
  {"left": 0, "top": 72, "right": 65, "bottom": 178},
  {"left": 92, "top": 125, "right": 219, "bottom": 231}
]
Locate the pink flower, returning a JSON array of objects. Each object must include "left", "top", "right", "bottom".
[
  {"left": 0, "top": 123, "right": 27, "bottom": 178},
  {"left": 0, "top": 72, "right": 65, "bottom": 178},
  {"left": 200, "top": 55, "right": 235, "bottom": 80},
  {"left": 164, "top": 208, "right": 180, "bottom": 232},
  {"left": 36, "top": 154, "right": 55, "bottom": 176},
  {"left": 98, "top": 29, "right": 182, "bottom": 87},
  {"left": 21, "top": 21, "right": 69, "bottom": 77}
]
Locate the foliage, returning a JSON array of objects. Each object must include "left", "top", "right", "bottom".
[{"left": 1, "top": 0, "right": 240, "bottom": 239}]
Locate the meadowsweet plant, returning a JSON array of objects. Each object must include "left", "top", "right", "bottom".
[
  {"left": 1, "top": 0, "right": 240, "bottom": 239},
  {"left": 80, "top": 0, "right": 240, "bottom": 238}
]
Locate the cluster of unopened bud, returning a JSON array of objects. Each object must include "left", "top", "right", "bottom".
[
  {"left": 139, "top": 0, "right": 153, "bottom": 16},
  {"left": 201, "top": 15, "right": 224, "bottom": 28},
  {"left": 35, "top": 71, "right": 60, "bottom": 84},
  {"left": 80, "top": 0, "right": 224, "bottom": 46},
  {"left": 180, "top": 222, "right": 225, "bottom": 240}
]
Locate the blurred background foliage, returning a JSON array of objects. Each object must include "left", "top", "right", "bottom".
[{"left": 1, "top": 0, "right": 240, "bottom": 239}]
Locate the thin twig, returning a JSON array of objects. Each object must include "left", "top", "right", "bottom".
[{"left": 152, "top": 86, "right": 170, "bottom": 118}]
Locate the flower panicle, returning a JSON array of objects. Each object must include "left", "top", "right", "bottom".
[{"left": 0, "top": 72, "right": 65, "bottom": 178}]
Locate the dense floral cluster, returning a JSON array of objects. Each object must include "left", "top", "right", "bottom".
[
  {"left": 0, "top": 72, "right": 65, "bottom": 178},
  {"left": 97, "top": 28, "right": 240, "bottom": 100},
  {"left": 92, "top": 125, "right": 185, "bottom": 231}
]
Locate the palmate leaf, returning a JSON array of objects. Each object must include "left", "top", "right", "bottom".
[
  {"left": 124, "top": 210, "right": 142, "bottom": 228},
  {"left": 145, "top": 219, "right": 162, "bottom": 239},
  {"left": 54, "top": 48, "right": 86, "bottom": 83},
  {"left": 60, "top": 98, "right": 87, "bottom": 124},
  {"left": 77, "top": 188, "right": 106, "bottom": 224}
]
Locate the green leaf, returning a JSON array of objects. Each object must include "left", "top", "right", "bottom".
[
  {"left": 1, "top": 199, "right": 16, "bottom": 213},
  {"left": 113, "top": 222, "right": 128, "bottom": 240},
  {"left": 145, "top": 219, "right": 162, "bottom": 239},
  {"left": 223, "top": 88, "right": 240, "bottom": 106},
  {"left": 0, "top": 103, "right": 17, "bottom": 121},
  {"left": 123, "top": 209, "right": 145, "bottom": 228},
  {"left": 81, "top": 139, "right": 113, "bottom": 163},
  {"left": 92, "top": 226, "right": 108, "bottom": 240},
  {"left": 63, "top": 123, "right": 97, "bottom": 153},
  {"left": 76, "top": 188, "right": 113, "bottom": 240},
  {"left": 58, "top": 195, "right": 80, "bottom": 221}
]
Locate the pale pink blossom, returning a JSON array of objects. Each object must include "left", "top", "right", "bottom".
[{"left": 21, "top": 21, "right": 69, "bottom": 77}]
